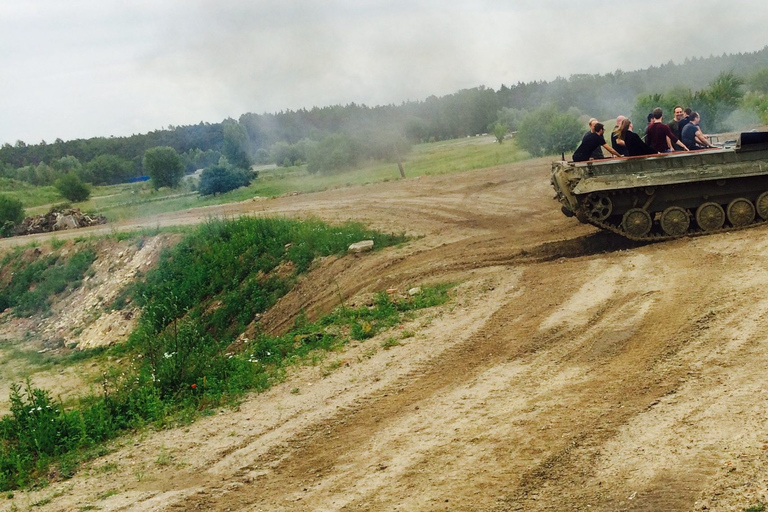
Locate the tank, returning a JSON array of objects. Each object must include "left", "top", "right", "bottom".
[{"left": 550, "top": 132, "right": 768, "bottom": 241}]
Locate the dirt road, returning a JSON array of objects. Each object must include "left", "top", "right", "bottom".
[{"left": 3, "top": 157, "right": 768, "bottom": 511}]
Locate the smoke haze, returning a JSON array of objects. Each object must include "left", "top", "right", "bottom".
[{"left": 1, "top": 0, "right": 767, "bottom": 144}]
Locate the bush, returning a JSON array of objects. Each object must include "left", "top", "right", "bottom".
[
  {"left": 0, "top": 217, "right": 414, "bottom": 489},
  {"left": 516, "top": 105, "right": 582, "bottom": 157},
  {"left": 0, "top": 195, "right": 24, "bottom": 237},
  {"left": 54, "top": 173, "right": 91, "bottom": 202},
  {"left": 0, "top": 246, "right": 97, "bottom": 315},
  {"left": 254, "top": 148, "right": 270, "bottom": 164},
  {"left": 306, "top": 134, "right": 359, "bottom": 174},
  {"left": 198, "top": 164, "right": 255, "bottom": 196},
  {"left": 269, "top": 141, "right": 307, "bottom": 167},
  {"left": 85, "top": 154, "right": 136, "bottom": 185}
]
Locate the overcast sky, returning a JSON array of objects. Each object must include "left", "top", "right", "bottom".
[{"left": 1, "top": 0, "right": 767, "bottom": 146}]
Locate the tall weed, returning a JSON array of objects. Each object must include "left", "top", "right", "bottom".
[
  {"left": 0, "top": 216, "right": 421, "bottom": 490},
  {"left": 0, "top": 246, "right": 97, "bottom": 316}
]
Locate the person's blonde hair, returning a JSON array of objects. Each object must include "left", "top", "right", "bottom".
[{"left": 616, "top": 118, "right": 632, "bottom": 142}]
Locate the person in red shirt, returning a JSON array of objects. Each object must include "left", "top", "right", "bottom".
[{"left": 646, "top": 107, "right": 689, "bottom": 153}]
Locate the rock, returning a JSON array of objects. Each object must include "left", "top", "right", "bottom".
[
  {"left": 53, "top": 214, "right": 79, "bottom": 231},
  {"left": 14, "top": 208, "right": 106, "bottom": 236},
  {"left": 408, "top": 287, "right": 422, "bottom": 296},
  {"left": 348, "top": 240, "right": 374, "bottom": 253}
]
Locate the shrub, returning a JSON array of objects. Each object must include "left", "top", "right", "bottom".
[
  {"left": 306, "top": 134, "right": 360, "bottom": 174},
  {"left": 516, "top": 105, "right": 582, "bottom": 157},
  {"left": 0, "top": 217, "right": 416, "bottom": 490},
  {"left": 198, "top": 164, "right": 255, "bottom": 196},
  {"left": 84, "top": 154, "right": 136, "bottom": 185},
  {"left": 54, "top": 173, "right": 91, "bottom": 202},
  {"left": 0, "top": 246, "right": 97, "bottom": 315},
  {"left": 270, "top": 141, "right": 305, "bottom": 167},
  {"left": 0, "top": 195, "right": 24, "bottom": 237}
]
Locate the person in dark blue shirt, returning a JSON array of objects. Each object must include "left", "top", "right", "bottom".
[{"left": 681, "top": 112, "right": 715, "bottom": 150}]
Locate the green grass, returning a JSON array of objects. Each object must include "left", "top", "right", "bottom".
[
  {"left": 0, "top": 244, "right": 97, "bottom": 316},
  {"left": 250, "top": 136, "right": 527, "bottom": 197},
  {"left": 8, "top": 136, "right": 526, "bottom": 222},
  {"left": 0, "top": 179, "right": 62, "bottom": 210},
  {"left": 0, "top": 341, "right": 107, "bottom": 373},
  {"left": 0, "top": 215, "right": 437, "bottom": 491}
]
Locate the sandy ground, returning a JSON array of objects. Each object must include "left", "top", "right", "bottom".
[{"left": 2, "top": 157, "right": 768, "bottom": 511}]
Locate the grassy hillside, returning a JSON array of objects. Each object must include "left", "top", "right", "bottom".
[{"left": 0, "top": 216, "right": 452, "bottom": 491}]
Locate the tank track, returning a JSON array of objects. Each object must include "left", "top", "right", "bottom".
[{"left": 586, "top": 210, "right": 765, "bottom": 242}]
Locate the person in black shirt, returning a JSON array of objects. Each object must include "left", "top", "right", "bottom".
[
  {"left": 582, "top": 118, "right": 606, "bottom": 159},
  {"left": 573, "top": 123, "right": 623, "bottom": 162},
  {"left": 668, "top": 106, "right": 685, "bottom": 139},
  {"left": 611, "top": 115, "right": 628, "bottom": 156},
  {"left": 677, "top": 108, "right": 693, "bottom": 140},
  {"left": 616, "top": 118, "right": 658, "bottom": 156}
]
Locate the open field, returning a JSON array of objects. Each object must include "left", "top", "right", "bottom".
[
  {"left": 1, "top": 141, "right": 768, "bottom": 510},
  {"left": 7, "top": 135, "right": 527, "bottom": 222}
]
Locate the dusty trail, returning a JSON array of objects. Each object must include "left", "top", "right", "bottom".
[{"left": 3, "top": 158, "right": 768, "bottom": 511}]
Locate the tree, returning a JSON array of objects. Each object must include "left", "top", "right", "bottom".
[
  {"left": 631, "top": 93, "right": 668, "bottom": 128},
  {"left": 85, "top": 154, "right": 135, "bottom": 185},
  {"left": 222, "top": 123, "right": 252, "bottom": 169},
  {"left": 270, "top": 141, "right": 306, "bottom": 167},
  {"left": 253, "top": 148, "right": 270, "bottom": 164},
  {"left": 707, "top": 71, "right": 745, "bottom": 109},
  {"left": 306, "top": 134, "right": 358, "bottom": 174},
  {"left": 0, "top": 195, "right": 24, "bottom": 237},
  {"left": 492, "top": 122, "right": 509, "bottom": 144},
  {"left": 515, "top": 105, "right": 582, "bottom": 157},
  {"left": 748, "top": 68, "right": 768, "bottom": 94},
  {"left": 54, "top": 173, "right": 91, "bottom": 202},
  {"left": 687, "top": 72, "right": 745, "bottom": 132},
  {"left": 494, "top": 107, "right": 525, "bottom": 133},
  {"left": 198, "top": 164, "right": 255, "bottom": 196},
  {"left": 143, "top": 146, "right": 184, "bottom": 189}
]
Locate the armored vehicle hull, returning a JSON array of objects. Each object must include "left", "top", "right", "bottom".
[{"left": 551, "top": 132, "right": 768, "bottom": 241}]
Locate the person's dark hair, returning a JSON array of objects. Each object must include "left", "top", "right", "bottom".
[
  {"left": 684, "top": 108, "right": 692, "bottom": 116},
  {"left": 690, "top": 111, "right": 700, "bottom": 121},
  {"left": 647, "top": 113, "right": 653, "bottom": 123},
  {"left": 674, "top": 105, "right": 682, "bottom": 112},
  {"left": 594, "top": 122, "right": 604, "bottom": 133},
  {"left": 652, "top": 107, "right": 663, "bottom": 120}
]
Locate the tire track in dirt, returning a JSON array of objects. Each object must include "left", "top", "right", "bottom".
[
  {"left": 164, "top": 248, "right": 706, "bottom": 511},
  {"left": 165, "top": 268, "right": 554, "bottom": 511},
  {"left": 9, "top": 158, "right": 768, "bottom": 511}
]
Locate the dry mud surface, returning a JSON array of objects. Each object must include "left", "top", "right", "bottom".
[{"left": 3, "top": 158, "right": 768, "bottom": 511}]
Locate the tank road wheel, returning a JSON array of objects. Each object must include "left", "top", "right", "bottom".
[
  {"left": 727, "top": 198, "right": 756, "bottom": 227},
  {"left": 622, "top": 208, "right": 652, "bottom": 238},
  {"left": 583, "top": 193, "right": 613, "bottom": 221},
  {"left": 696, "top": 202, "right": 725, "bottom": 231},
  {"left": 660, "top": 206, "right": 690, "bottom": 237},
  {"left": 756, "top": 191, "right": 768, "bottom": 220}
]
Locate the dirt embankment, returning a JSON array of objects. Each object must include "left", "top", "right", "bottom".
[{"left": 2, "top": 158, "right": 768, "bottom": 511}]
